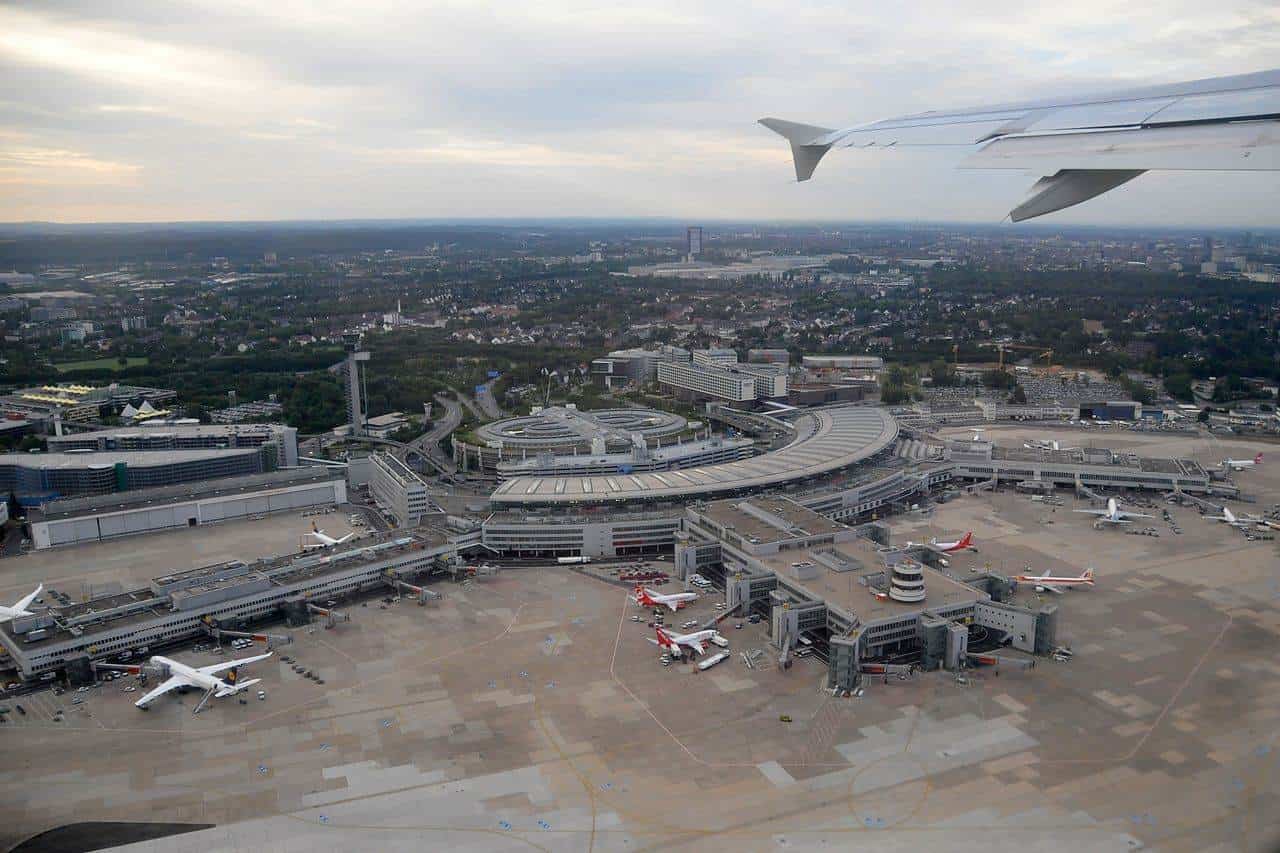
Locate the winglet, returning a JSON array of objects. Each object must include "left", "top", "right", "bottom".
[{"left": 758, "top": 118, "right": 835, "bottom": 181}]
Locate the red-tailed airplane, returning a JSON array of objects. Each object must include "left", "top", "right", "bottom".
[
  {"left": 1014, "top": 567, "right": 1094, "bottom": 594},
  {"left": 632, "top": 585, "right": 697, "bottom": 612},
  {"left": 1222, "top": 452, "right": 1263, "bottom": 471},
  {"left": 648, "top": 625, "right": 715, "bottom": 658},
  {"left": 909, "top": 532, "right": 974, "bottom": 554}
]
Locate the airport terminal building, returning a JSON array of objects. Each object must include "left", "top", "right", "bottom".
[
  {"left": 672, "top": 497, "right": 1055, "bottom": 691},
  {"left": 0, "top": 527, "right": 456, "bottom": 679},
  {"left": 946, "top": 440, "right": 1214, "bottom": 493}
]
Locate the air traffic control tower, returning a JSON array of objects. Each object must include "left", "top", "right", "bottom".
[{"left": 343, "top": 332, "right": 370, "bottom": 436}]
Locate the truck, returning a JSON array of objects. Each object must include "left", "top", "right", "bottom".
[
  {"left": 556, "top": 556, "right": 591, "bottom": 565},
  {"left": 710, "top": 633, "right": 729, "bottom": 649},
  {"left": 697, "top": 652, "right": 729, "bottom": 671}
]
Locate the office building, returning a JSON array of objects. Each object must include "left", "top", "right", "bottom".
[
  {"left": 657, "top": 360, "right": 787, "bottom": 404},
  {"left": 686, "top": 226, "right": 703, "bottom": 259},
  {"left": 369, "top": 452, "right": 438, "bottom": 527},
  {"left": 364, "top": 412, "right": 409, "bottom": 439}
]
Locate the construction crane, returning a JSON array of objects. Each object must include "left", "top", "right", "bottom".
[{"left": 977, "top": 342, "right": 1054, "bottom": 371}]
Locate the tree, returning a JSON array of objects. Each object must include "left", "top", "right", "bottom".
[
  {"left": 1198, "top": 408, "right": 1211, "bottom": 423},
  {"left": 1009, "top": 384, "right": 1027, "bottom": 404}
]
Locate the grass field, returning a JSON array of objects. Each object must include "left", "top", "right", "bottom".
[{"left": 53, "top": 356, "right": 149, "bottom": 373}]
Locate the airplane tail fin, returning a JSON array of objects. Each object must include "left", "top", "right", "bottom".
[
  {"left": 1083, "top": 568, "right": 1094, "bottom": 583},
  {"left": 758, "top": 118, "right": 835, "bottom": 181},
  {"left": 959, "top": 532, "right": 973, "bottom": 549},
  {"left": 215, "top": 678, "right": 260, "bottom": 698},
  {"left": 1256, "top": 453, "right": 1264, "bottom": 464}
]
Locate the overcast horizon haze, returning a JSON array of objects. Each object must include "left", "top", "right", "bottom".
[{"left": 2, "top": 1, "right": 1278, "bottom": 227}]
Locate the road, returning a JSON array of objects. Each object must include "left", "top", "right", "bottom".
[{"left": 397, "top": 393, "right": 462, "bottom": 474}]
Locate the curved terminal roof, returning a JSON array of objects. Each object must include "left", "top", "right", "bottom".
[{"left": 490, "top": 406, "right": 897, "bottom": 505}]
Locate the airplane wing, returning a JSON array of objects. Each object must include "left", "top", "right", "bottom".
[
  {"left": 1037, "top": 583, "right": 1066, "bottom": 595},
  {"left": 134, "top": 675, "right": 189, "bottom": 708},
  {"left": 1073, "top": 509, "right": 1108, "bottom": 516},
  {"left": 685, "top": 639, "right": 706, "bottom": 655},
  {"left": 12, "top": 584, "right": 43, "bottom": 613},
  {"left": 760, "top": 68, "right": 1280, "bottom": 220},
  {"left": 663, "top": 600, "right": 680, "bottom": 613},
  {"left": 198, "top": 651, "right": 273, "bottom": 677},
  {"left": 1121, "top": 511, "right": 1154, "bottom": 520}
]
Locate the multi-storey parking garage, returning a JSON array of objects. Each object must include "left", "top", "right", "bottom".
[
  {"left": 455, "top": 406, "right": 693, "bottom": 472},
  {"left": 490, "top": 405, "right": 898, "bottom": 506}
]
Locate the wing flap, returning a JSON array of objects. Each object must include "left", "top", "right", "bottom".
[
  {"left": 199, "top": 651, "right": 273, "bottom": 677},
  {"left": 964, "top": 122, "right": 1280, "bottom": 172}
]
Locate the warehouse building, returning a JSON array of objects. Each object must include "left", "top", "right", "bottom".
[
  {"left": 26, "top": 468, "right": 347, "bottom": 550},
  {"left": 0, "top": 527, "right": 455, "bottom": 680},
  {"left": 49, "top": 423, "right": 298, "bottom": 468}
]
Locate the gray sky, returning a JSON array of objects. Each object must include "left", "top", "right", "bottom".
[{"left": 2, "top": 1, "right": 1277, "bottom": 226}]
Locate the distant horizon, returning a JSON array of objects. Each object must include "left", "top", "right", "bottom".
[{"left": 2, "top": 216, "right": 1276, "bottom": 236}]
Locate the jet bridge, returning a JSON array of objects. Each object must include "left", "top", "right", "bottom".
[
  {"left": 383, "top": 571, "right": 442, "bottom": 605},
  {"left": 200, "top": 617, "right": 292, "bottom": 649}
]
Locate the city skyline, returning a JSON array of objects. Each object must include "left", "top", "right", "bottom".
[{"left": 1, "top": 1, "right": 1278, "bottom": 226}]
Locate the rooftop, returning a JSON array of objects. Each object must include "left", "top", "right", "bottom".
[
  {"left": 761, "top": 537, "right": 983, "bottom": 620},
  {"left": 491, "top": 406, "right": 898, "bottom": 505},
  {"left": 29, "top": 467, "right": 344, "bottom": 522},
  {"left": 700, "top": 496, "right": 846, "bottom": 546}
]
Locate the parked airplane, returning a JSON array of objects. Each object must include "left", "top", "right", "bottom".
[
  {"left": 632, "top": 585, "right": 697, "bottom": 612},
  {"left": 1075, "top": 497, "right": 1153, "bottom": 526},
  {"left": 760, "top": 69, "right": 1280, "bottom": 221},
  {"left": 1222, "top": 453, "right": 1263, "bottom": 471},
  {"left": 305, "top": 521, "right": 354, "bottom": 548},
  {"left": 1025, "top": 439, "right": 1078, "bottom": 452},
  {"left": 1200, "top": 506, "right": 1263, "bottom": 528},
  {"left": 1014, "top": 567, "right": 1094, "bottom": 594},
  {"left": 126, "top": 651, "right": 273, "bottom": 712},
  {"left": 968, "top": 428, "right": 985, "bottom": 441},
  {"left": 0, "top": 584, "right": 43, "bottom": 621},
  {"left": 648, "top": 625, "right": 716, "bottom": 658},
  {"left": 909, "top": 532, "right": 974, "bottom": 553}
]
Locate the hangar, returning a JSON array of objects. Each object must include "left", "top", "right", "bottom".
[{"left": 27, "top": 468, "right": 348, "bottom": 549}]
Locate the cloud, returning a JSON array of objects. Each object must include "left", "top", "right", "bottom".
[{"left": 0, "top": 1, "right": 1276, "bottom": 223}]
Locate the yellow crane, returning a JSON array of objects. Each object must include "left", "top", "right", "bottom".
[{"left": 978, "top": 342, "right": 1054, "bottom": 371}]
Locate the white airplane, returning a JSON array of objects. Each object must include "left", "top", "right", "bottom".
[
  {"left": 968, "top": 427, "right": 985, "bottom": 441},
  {"left": 632, "top": 585, "right": 697, "bottom": 612},
  {"left": 1024, "top": 439, "right": 1078, "bottom": 452},
  {"left": 126, "top": 651, "right": 273, "bottom": 712},
  {"left": 1014, "top": 567, "right": 1094, "bottom": 595},
  {"left": 760, "top": 68, "right": 1280, "bottom": 221},
  {"left": 1200, "top": 506, "right": 1264, "bottom": 528},
  {"left": 908, "top": 532, "right": 974, "bottom": 554},
  {"left": 648, "top": 625, "right": 716, "bottom": 659},
  {"left": 1074, "top": 497, "right": 1153, "bottom": 526},
  {"left": 0, "top": 584, "right": 43, "bottom": 621},
  {"left": 305, "top": 521, "right": 354, "bottom": 548},
  {"left": 1222, "top": 452, "right": 1263, "bottom": 471}
]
